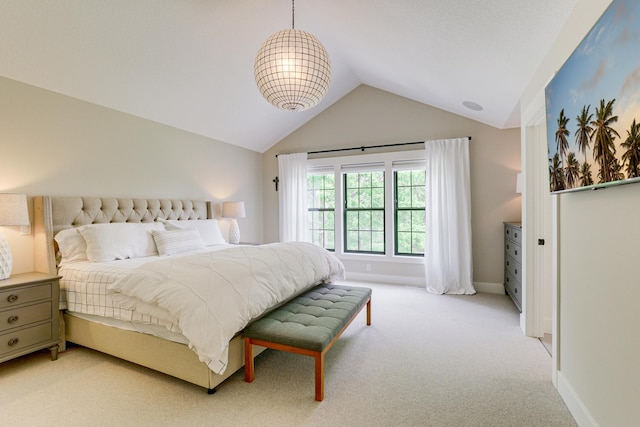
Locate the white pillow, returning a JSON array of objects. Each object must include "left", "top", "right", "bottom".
[
  {"left": 158, "top": 219, "right": 226, "bottom": 246},
  {"left": 54, "top": 228, "right": 88, "bottom": 265},
  {"left": 152, "top": 229, "right": 206, "bottom": 256},
  {"left": 78, "top": 222, "right": 164, "bottom": 262}
]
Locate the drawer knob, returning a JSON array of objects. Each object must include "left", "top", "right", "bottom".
[
  {"left": 8, "top": 337, "right": 19, "bottom": 347},
  {"left": 515, "top": 269, "right": 518, "bottom": 275},
  {"left": 514, "top": 232, "right": 518, "bottom": 238},
  {"left": 7, "top": 294, "right": 18, "bottom": 303},
  {"left": 7, "top": 315, "right": 19, "bottom": 324},
  {"left": 515, "top": 250, "right": 518, "bottom": 256}
]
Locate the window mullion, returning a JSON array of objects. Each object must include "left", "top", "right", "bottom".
[{"left": 385, "top": 161, "right": 394, "bottom": 258}]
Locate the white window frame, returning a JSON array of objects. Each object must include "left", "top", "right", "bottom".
[{"left": 307, "top": 149, "right": 425, "bottom": 265}]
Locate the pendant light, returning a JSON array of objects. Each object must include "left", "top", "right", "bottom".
[{"left": 254, "top": 0, "right": 331, "bottom": 111}]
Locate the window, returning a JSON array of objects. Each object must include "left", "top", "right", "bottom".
[
  {"left": 306, "top": 149, "right": 425, "bottom": 259},
  {"left": 307, "top": 172, "right": 335, "bottom": 250},
  {"left": 344, "top": 170, "right": 385, "bottom": 253},
  {"left": 394, "top": 170, "right": 426, "bottom": 255}
]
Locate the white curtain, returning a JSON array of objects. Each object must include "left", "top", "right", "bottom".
[
  {"left": 424, "top": 137, "right": 475, "bottom": 295},
  {"left": 278, "top": 152, "right": 309, "bottom": 242}
]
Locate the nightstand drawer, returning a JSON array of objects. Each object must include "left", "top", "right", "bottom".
[
  {"left": 0, "top": 284, "right": 52, "bottom": 309},
  {"left": 0, "top": 322, "right": 52, "bottom": 356},
  {"left": 0, "top": 301, "right": 52, "bottom": 333}
]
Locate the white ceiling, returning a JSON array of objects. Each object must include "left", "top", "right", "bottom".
[{"left": 0, "top": 0, "right": 578, "bottom": 153}]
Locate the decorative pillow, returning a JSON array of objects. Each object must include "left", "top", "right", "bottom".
[
  {"left": 78, "top": 222, "right": 164, "bottom": 262},
  {"left": 54, "top": 228, "right": 88, "bottom": 265},
  {"left": 158, "top": 218, "right": 226, "bottom": 246},
  {"left": 152, "top": 228, "right": 206, "bottom": 256}
]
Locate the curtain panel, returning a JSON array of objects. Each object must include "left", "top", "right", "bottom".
[
  {"left": 277, "top": 153, "right": 309, "bottom": 242},
  {"left": 424, "top": 138, "right": 475, "bottom": 295}
]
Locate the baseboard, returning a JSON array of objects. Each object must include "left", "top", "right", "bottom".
[
  {"left": 473, "top": 281, "right": 505, "bottom": 294},
  {"left": 342, "top": 274, "right": 504, "bottom": 295},
  {"left": 344, "top": 272, "right": 423, "bottom": 287},
  {"left": 557, "top": 371, "right": 599, "bottom": 427}
]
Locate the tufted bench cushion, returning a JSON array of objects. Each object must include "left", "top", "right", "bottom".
[{"left": 244, "top": 283, "right": 372, "bottom": 401}]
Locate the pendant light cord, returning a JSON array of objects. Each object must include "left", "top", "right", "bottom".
[{"left": 291, "top": 0, "right": 295, "bottom": 29}]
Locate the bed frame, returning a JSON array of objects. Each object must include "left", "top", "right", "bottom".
[{"left": 33, "top": 196, "right": 264, "bottom": 393}]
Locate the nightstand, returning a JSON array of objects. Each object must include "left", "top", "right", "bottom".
[{"left": 0, "top": 272, "right": 61, "bottom": 363}]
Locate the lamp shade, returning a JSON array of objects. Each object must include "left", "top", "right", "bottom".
[
  {"left": 222, "top": 201, "right": 246, "bottom": 219},
  {"left": 0, "top": 193, "right": 29, "bottom": 279},
  {"left": 254, "top": 28, "right": 331, "bottom": 112},
  {"left": 0, "top": 194, "right": 29, "bottom": 226}
]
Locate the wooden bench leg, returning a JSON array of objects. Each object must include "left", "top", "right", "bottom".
[
  {"left": 244, "top": 337, "right": 255, "bottom": 383},
  {"left": 366, "top": 299, "right": 371, "bottom": 325},
  {"left": 315, "top": 351, "right": 324, "bottom": 401}
]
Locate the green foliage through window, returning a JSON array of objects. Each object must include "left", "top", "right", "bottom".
[
  {"left": 307, "top": 172, "right": 335, "bottom": 250},
  {"left": 394, "top": 170, "right": 425, "bottom": 256},
  {"left": 344, "top": 171, "right": 385, "bottom": 253}
]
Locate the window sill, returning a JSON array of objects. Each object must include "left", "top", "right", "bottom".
[{"left": 336, "top": 252, "right": 424, "bottom": 264}]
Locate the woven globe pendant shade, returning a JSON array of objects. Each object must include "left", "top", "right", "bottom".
[{"left": 254, "top": 28, "right": 331, "bottom": 111}]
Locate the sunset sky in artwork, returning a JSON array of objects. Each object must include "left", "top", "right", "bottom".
[{"left": 545, "top": 0, "right": 640, "bottom": 165}]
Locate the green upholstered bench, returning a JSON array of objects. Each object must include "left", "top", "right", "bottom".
[{"left": 244, "top": 283, "right": 372, "bottom": 401}]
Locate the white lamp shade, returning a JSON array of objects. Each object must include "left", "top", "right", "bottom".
[
  {"left": 516, "top": 173, "right": 523, "bottom": 194},
  {"left": 0, "top": 194, "right": 29, "bottom": 226},
  {"left": 254, "top": 28, "right": 331, "bottom": 112},
  {"left": 0, "top": 193, "right": 29, "bottom": 279},
  {"left": 222, "top": 201, "right": 246, "bottom": 219}
]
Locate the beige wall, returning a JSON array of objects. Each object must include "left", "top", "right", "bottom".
[
  {"left": 263, "top": 85, "right": 521, "bottom": 287},
  {"left": 521, "top": 0, "right": 640, "bottom": 425},
  {"left": 0, "top": 76, "right": 263, "bottom": 274}
]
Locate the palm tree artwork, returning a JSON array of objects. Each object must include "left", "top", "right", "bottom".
[
  {"left": 621, "top": 119, "right": 640, "bottom": 178},
  {"left": 591, "top": 99, "right": 620, "bottom": 184},
  {"left": 544, "top": 0, "right": 640, "bottom": 193}
]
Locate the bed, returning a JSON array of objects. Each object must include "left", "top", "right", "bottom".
[{"left": 32, "top": 196, "right": 344, "bottom": 393}]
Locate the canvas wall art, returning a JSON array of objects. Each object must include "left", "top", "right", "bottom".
[{"left": 545, "top": 0, "right": 640, "bottom": 193}]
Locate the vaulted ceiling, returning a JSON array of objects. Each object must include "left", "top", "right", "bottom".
[{"left": 0, "top": 1, "right": 578, "bottom": 153}]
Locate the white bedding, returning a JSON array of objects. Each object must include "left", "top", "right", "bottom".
[
  {"left": 58, "top": 245, "right": 231, "bottom": 329},
  {"left": 105, "top": 242, "right": 344, "bottom": 374}
]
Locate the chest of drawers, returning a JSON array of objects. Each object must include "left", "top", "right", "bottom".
[
  {"left": 504, "top": 222, "right": 522, "bottom": 312},
  {"left": 0, "top": 272, "right": 61, "bottom": 363}
]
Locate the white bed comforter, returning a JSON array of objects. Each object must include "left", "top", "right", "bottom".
[{"left": 107, "top": 242, "right": 344, "bottom": 374}]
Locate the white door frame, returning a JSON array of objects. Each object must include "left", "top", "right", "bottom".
[{"left": 522, "top": 89, "right": 559, "bottom": 385}]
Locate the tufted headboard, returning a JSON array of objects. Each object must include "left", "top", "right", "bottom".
[{"left": 33, "top": 196, "right": 212, "bottom": 274}]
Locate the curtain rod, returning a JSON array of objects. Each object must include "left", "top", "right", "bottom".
[{"left": 275, "top": 137, "right": 472, "bottom": 158}]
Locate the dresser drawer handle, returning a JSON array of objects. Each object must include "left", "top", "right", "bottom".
[
  {"left": 514, "top": 269, "right": 518, "bottom": 275},
  {"left": 515, "top": 250, "right": 518, "bottom": 256},
  {"left": 514, "top": 232, "right": 518, "bottom": 239},
  {"left": 7, "top": 294, "right": 18, "bottom": 303},
  {"left": 7, "top": 315, "right": 19, "bottom": 324},
  {"left": 8, "top": 337, "right": 19, "bottom": 347}
]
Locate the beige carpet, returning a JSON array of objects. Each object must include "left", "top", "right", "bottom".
[{"left": 0, "top": 281, "right": 576, "bottom": 427}]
